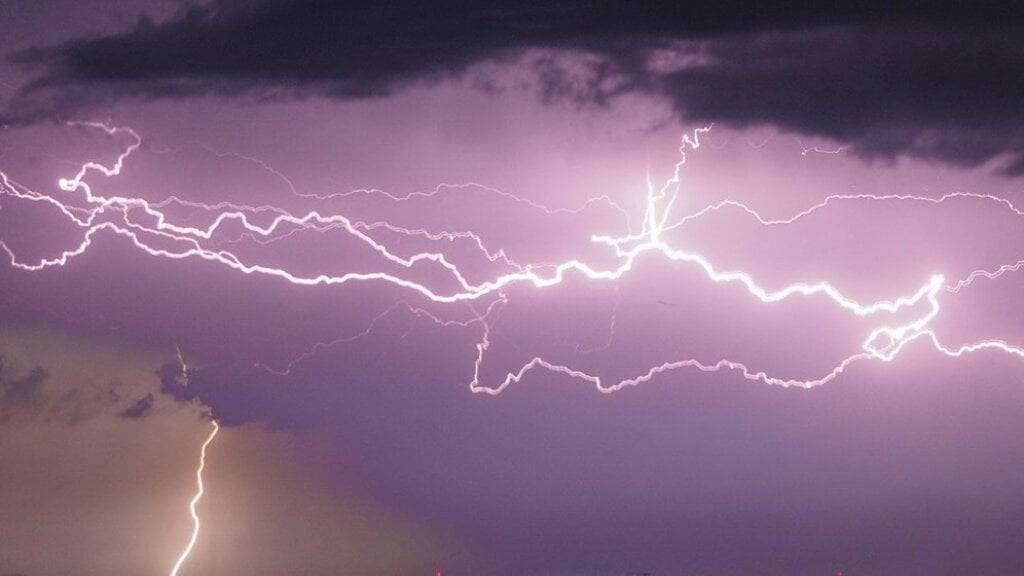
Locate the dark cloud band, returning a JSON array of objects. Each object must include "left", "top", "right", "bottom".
[{"left": 6, "top": 0, "right": 1024, "bottom": 173}]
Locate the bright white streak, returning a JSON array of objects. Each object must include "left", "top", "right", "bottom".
[
  {"left": 168, "top": 420, "right": 219, "bottom": 576},
  {"left": 3, "top": 121, "right": 1024, "bottom": 394}
]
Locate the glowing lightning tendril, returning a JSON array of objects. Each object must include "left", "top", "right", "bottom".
[
  {"left": 3, "top": 121, "right": 1024, "bottom": 565},
  {"left": 2, "top": 121, "right": 1023, "bottom": 393},
  {"left": 169, "top": 419, "right": 219, "bottom": 576}
]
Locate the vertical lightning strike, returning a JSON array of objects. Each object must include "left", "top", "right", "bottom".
[{"left": 168, "top": 419, "right": 220, "bottom": 576}]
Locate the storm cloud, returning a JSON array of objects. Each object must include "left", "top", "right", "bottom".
[{"left": 6, "top": 0, "right": 1024, "bottom": 172}]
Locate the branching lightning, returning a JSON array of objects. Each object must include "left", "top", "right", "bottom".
[
  {"left": 4, "top": 120, "right": 1024, "bottom": 568},
  {"left": 2, "top": 121, "right": 1023, "bottom": 394}
]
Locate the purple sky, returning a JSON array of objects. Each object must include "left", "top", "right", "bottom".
[{"left": 2, "top": 2, "right": 1024, "bottom": 575}]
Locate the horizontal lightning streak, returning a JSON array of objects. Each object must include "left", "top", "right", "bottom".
[
  {"left": 8, "top": 121, "right": 1024, "bottom": 576},
  {"left": 2, "top": 121, "right": 1023, "bottom": 396}
]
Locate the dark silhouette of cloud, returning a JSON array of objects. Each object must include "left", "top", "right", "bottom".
[
  {"left": 0, "top": 360, "right": 47, "bottom": 405},
  {"left": 5, "top": 1, "right": 1024, "bottom": 173},
  {"left": 0, "top": 354, "right": 144, "bottom": 426},
  {"left": 653, "top": 25, "right": 1024, "bottom": 175},
  {"left": 118, "top": 392, "right": 154, "bottom": 419}
]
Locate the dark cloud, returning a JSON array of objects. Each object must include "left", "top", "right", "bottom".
[
  {"left": 0, "top": 358, "right": 47, "bottom": 405},
  {"left": 159, "top": 361, "right": 267, "bottom": 426},
  {"left": 5, "top": 1, "right": 1024, "bottom": 173},
  {"left": 653, "top": 25, "right": 1024, "bottom": 174},
  {"left": 0, "top": 354, "right": 143, "bottom": 426},
  {"left": 156, "top": 361, "right": 185, "bottom": 399},
  {"left": 118, "top": 392, "right": 154, "bottom": 419}
]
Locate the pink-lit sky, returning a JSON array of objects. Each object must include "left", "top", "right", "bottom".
[{"left": 2, "top": 2, "right": 1024, "bottom": 575}]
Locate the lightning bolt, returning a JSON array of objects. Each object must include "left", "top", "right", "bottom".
[
  {"left": 169, "top": 419, "right": 219, "bottom": 576},
  {"left": 4, "top": 121, "right": 1024, "bottom": 563},
  {"left": 798, "top": 139, "right": 847, "bottom": 156},
  {"left": 2, "top": 121, "right": 1023, "bottom": 391},
  {"left": 175, "top": 344, "right": 190, "bottom": 383}
]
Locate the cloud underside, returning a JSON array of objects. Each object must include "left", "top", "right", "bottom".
[{"left": 6, "top": 1, "right": 1024, "bottom": 174}]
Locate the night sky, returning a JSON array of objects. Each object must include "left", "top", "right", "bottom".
[{"left": 2, "top": 2, "right": 1024, "bottom": 575}]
